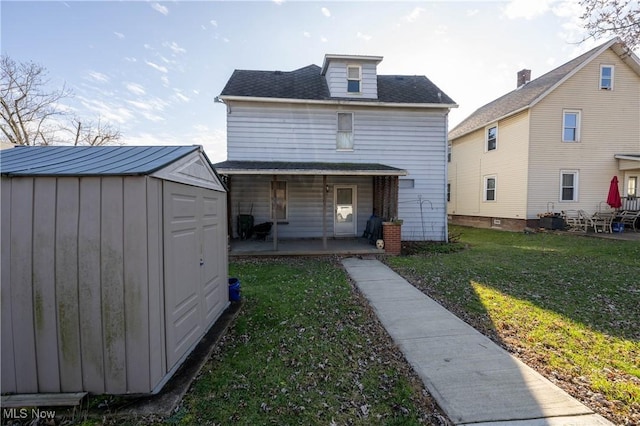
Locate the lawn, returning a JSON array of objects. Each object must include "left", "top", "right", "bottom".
[
  {"left": 387, "top": 226, "right": 640, "bottom": 424},
  {"left": 168, "top": 258, "right": 447, "bottom": 426}
]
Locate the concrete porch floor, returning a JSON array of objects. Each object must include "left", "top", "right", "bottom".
[{"left": 229, "top": 237, "right": 384, "bottom": 257}]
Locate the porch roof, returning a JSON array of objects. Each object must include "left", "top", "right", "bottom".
[{"left": 213, "top": 160, "right": 407, "bottom": 176}]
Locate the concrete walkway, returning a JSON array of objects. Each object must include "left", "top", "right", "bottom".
[{"left": 342, "top": 258, "right": 613, "bottom": 426}]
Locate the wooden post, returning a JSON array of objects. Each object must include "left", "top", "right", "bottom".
[
  {"left": 272, "top": 175, "right": 278, "bottom": 251},
  {"left": 322, "top": 175, "right": 327, "bottom": 249}
]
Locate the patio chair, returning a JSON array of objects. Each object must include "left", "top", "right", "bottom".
[
  {"left": 618, "top": 210, "right": 640, "bottom": 232},
  {"left": 561, "top": 210, "right": 584, "bottom": 231},
  {"left": 580, "top": 210, "right": 613, "bottom": 233}
]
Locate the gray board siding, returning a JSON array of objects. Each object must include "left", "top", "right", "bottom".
[
  {"left": 225, "top": 102, "right": 449, "bottom": 240},
  {"left": 326, "top": 61, "right": 378, "bottom": 99}
]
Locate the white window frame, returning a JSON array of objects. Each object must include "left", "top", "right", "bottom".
[
  {"left": 336, "top": 112, "right": 354, "bottom": 150},
  {"left": 562, "top": 110, "right": 581, "bottom": 142},
  {"left": 560, "top": 170, "right": 579, "bottom": 202},
  {"left": 270, "top": 180, "right": 288, "bottom": 221},
  {"left": 347, "top": 65, "right": 361, "bottom": 93},
  {"left": 485, "top": 125, "right": 497, "bottom": 152},
  {"left": 447, "top": 142, "right": 452, "bottom": 162},
  {"left": 483, "top": 175, "right": 497, "bottom": 202},
  {"left": 628, "top": 176, "right": 638, "bottom": 197},
  {"left": 599, "top": 64, "right": 614, "bottom": 90}
]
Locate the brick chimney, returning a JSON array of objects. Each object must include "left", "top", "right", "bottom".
[{"left": 517, "top": 69, "right": 531, "bottom": 88}]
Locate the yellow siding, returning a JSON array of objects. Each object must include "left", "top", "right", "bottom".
[
  {"left": 448, "top": 110, "right": 530, "bottom": 219},
  {"left": 528, "top": 48, "right": 640, "bottom": 216}
]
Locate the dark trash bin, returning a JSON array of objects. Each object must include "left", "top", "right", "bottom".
[
  {"left": 228, "top": 277, "right": 241, "bottom": 302},
  {"left": 237, "top": 214, "right": 254, "bottom": 239}
]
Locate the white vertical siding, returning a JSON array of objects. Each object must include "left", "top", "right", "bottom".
[{"left": 226, "top": 102, "right": 450, "bottom": 240}]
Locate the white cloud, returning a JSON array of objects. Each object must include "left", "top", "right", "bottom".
[
  {"left": 145, "top": 60, "right": 168, "bottom": 73},
  {"left": 163, "top": 41, "right": 186, "bottom": 54},
  {"left": 434, "top": 24, "right": 448, "bottom": 36},
  {"left": 503, "top": 0, "right": 553, "bottom": 20},
  {"left": 320, "top": 36, "right": 328, "bottom": 43},
  {"left": 272, "top": 0, "right": 285, "bottom": 5},
  {"left": 321, "top": 7, "right": 330, "bottom": 17},
  {"left": 114, "top": 32, "right": 125, "bottom": 39},
  {"left": 124, "top": 57, "right": 137, "bottom": 63},
  {"left": 356, "top": 32, "right": 372, "bottom": 41},
  {"left": 210, "top": 19, "right": 218, "bottom": 27},
  {"left": 86, "top": 71, "right": 109, "bottom": 83},
  {"left": 303, "top": 31, "right": 311, "bottom": 38},
  {"left": 173, "top": 90, "right": 190, "bottom": 102},
  {"left": 161, "top": 75, "right": 170, "bottom": 87},
  {"left": 466, "top": 9, "right": 479, "bottom": 17},
  {"left": 405, "top": 7, "right": 425, "bottom": 22},
  {"left": 151, "top": 3, "right": 169, "bottom": 16},
  {"left": 125, "top": 82, "right": 146, "bottom": 96},
  {"left": 78, "top": 97, "right": 134, "bottom": 125}
]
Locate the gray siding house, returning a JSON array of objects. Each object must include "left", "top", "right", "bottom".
[{"left": 215, "top": 54, "right": 457, "bottom": 243}]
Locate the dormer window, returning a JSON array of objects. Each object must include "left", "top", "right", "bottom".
[
  {"left": 600, "top": 65, "right": 614, "bottom": 90},
  {"left": 347, "top": 65, "right": 361, "bottom": 93}
]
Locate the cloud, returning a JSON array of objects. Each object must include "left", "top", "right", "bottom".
[
  {"left": 173, "top": 89, "right": 190, "bottom": 102},
  {"left": 210, "top": 19, "right": 217, "bottom": 27},
  {"left": 114, "top": 32, "right": 125, "bottom": 39},
  {"left": 125, "top": 82, "right": 146, "bottom": 96},
  {"left": 434, "top": 24, "right": 448, "bottom": 36},
  {"left": 272, "top": 0, "right": 285, "bottom": 5},
  {"left": 503, "top": 0, "right": 553, "bottom": 20},
  {"left": 151, "top": 3, "right": 169, "bottom": 16},
  {"left": 303, "top": 31, "right": 311, "bottom": 38},
  {"left": 320, "top": 36, "right": 328, "bottom": 43},
  {"left": 466, "top": 9, "right": 479, "bottom": 17},
  {"left": 161, "top": 75, "right": 170, "bottom": 87},
  {"left": 356, "top": 32, "right": 372, "bottom": 41},
  {"left": 78, "top": 97, "right": 134, "bottom": 124},
  {"left": 86, "top": 71, "right": 109, "bottom": 83},
  {"left": 405, "top": 7, "right": 425, "bottom": 22},
  {"left": 321, "top": 7, "right": 330, "bottom": 17},
  {"left": 145, "top": 60, "right": 168, "bottom": 73},
  {"left": 124, "top": 57, "right": 137, "bottom": 63},
  {"left": 163, "top": 41, "right": 186, "bottom": 54}
]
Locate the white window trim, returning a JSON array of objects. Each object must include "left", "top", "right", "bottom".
[
  {"left": 562, "top": 110, "right": 581, "bottom": 143},
  {"left": 485, "top": 124, "right": 498, "bottom": 152},
  {"left": 336, "top": 112, "right": 354, "bottom": 151},
  {"left": 347, "top": 65, "right": 362, "bottom": 94},
  {"left": 483, "top": 175, "right": 497, "bottom": 202},
  {"left": 599, "top": 64, "right": 614, "bottom": 90},
  {"left": 559, "top": 170, "right": 579, "bottom": 202}
]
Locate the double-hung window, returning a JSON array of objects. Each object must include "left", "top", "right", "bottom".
[
  {"left": 347, "top": 65, "right": 361, "bottom": 93},
  {"left": 562, "top": 110, "right": 581, "bottom": 142},
  {"left": 486, "top": 125, "right": 497, "bottom": 151},
  {"left": 628, "top": 176, "right": 637, "bottom": 197},
  {"left": 484, "top": 175, "right": 496, "bottom": 201},
  {"left": 560, "top": 170, "right": 578, "bottom": 202},
  {"left": 337, "top": 112, "right": 354, "bottom": 150},
  {"left": 600, "top": 65, "right": 614, "bottom": 90},
  {"left": 271, "top": 181, "right": 287, "bottom": 220}
]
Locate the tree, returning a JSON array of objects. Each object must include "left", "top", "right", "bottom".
[
  {"left": 0, "top": 55, "right": 121, "bottom": 146},
  {"left": 580, "top": 0, "right": 640, "bottom": 52}
]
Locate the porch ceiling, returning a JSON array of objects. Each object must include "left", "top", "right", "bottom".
[{"left": 214, "top": 160, "right": 407, "bottom": 176}]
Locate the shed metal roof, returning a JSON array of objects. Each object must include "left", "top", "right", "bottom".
[{"left": 0, "top": 145, "right": 201, "bottom": 176}]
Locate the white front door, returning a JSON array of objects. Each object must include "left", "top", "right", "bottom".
[{"left": 334, "top": 185, "right": 357, "bottom": 236}]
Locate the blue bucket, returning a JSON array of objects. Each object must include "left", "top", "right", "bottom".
[
  {"left": 612, "top": 222, "right": 624, "bottom": 233},
  {"left": 228, "top": 278, "right": 241, "bottom": 301}
]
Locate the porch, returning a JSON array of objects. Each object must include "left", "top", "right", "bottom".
[{"left": 229, "top": 237, "right": 384, "bottom": 257}]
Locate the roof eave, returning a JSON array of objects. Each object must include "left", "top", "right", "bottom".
[
  {"left": 219, "top": 95, "right": 457, "bottom": 109},
  {"left": 216, "top": 168, "right": 407, "bottom": 176}
]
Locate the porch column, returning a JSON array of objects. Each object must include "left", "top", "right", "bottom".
[
  {"left": 272, "top": 175, "right": 278, "bottom": 251},
  {"left": 322, "top": 175, "right": 327, "bottom": 249}
]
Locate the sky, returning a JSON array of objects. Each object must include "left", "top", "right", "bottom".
[{"left": 1, "top": 0, "right": 632, "bottom": 163}]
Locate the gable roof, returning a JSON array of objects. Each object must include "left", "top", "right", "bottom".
[
  {"left": 0, "top": 145, "right": 201, "bottom": 176},
  {"left": 220, "top": 64, "right": 456, "bottom": 106},
  {"left": 449, "top": 37, "right": 640, "bottom": 140}
]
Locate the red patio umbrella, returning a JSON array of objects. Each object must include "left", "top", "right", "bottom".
[{"left": 607, "top": 176, "right": 622, "bottom": 209}]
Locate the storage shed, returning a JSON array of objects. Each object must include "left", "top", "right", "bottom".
[{"left": 1, "top": 145, "right": 228, "bottom": 395}]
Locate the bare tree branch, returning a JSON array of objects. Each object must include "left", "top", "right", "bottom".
[{"left": 579, "top": 0, "right": 640, "bottom": 52}]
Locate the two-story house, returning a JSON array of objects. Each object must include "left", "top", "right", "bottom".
[
  {"left": 214, "top": 54, "right": 457, "bottom": 246},
  {"left": 447, "top": 38, "right": 640, "bottom": 231}
]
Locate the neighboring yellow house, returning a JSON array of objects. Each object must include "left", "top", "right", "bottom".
[{"left": 448, "top": 37, "right": 640, "bottom": 231}]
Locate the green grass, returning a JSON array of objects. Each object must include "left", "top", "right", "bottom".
[
  {"left": 171, "top": 259, "right": 442, "bottom": 425},
  {"left": 386, "top": 226, "right": 640, "bottom": 422}
]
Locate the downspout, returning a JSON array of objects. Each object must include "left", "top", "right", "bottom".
[
  {"left": 272, "top": 175, "right": 278, "bottom": 251},
  {"left": 322, "top": 175, "right": 327, "bottom": 249}
]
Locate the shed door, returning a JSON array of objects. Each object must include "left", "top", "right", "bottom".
[{"left": 163, "top": 181, "right": 226, "bottom": 370}]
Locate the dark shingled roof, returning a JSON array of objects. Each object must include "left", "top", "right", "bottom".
[
  {"left": 214, "top": 160, "right": 407, "bottom": 176},
  {"left": 220, "top": 64, "right": 455, "bottom": 105},
  {"left": 449, "top": 38, "right": 631, "bottom": 140},
  {"left": 0, "top": 145, "right": 200, "bottom": 176}
]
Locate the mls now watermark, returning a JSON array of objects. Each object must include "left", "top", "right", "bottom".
[{"left": 3, "top": 407, "right": 56, "bottom": 421}]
